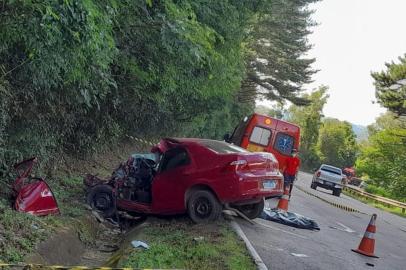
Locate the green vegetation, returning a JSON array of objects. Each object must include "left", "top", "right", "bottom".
[
  {"left": 283, "top": 86, "right": 358, "bottom": 170},
  {"left": 364, "top": 184, "right": 391, "bottom": 198},
  {"left": 0, "top": 198, "right": 54, "bottom": 262},
  {"left": 316, "top": 118, "right": 358, "bottom": 168},
  {"left": 355, "top": 55, "right": 406, "bottom": 201},
  {"left": 51, "top": 176, "right": 86, "bottom": 217},
  {"left": 287, "top": 86, "right": 329, "bottom": 170},
  {"left": 356, "top": 114, "right": 406, "bottom": 201},
  {"left": 372, "top": 55, "right": 406, "bottom": 116},
  {"left": 121, "top": 219, "right": 255, "bottom": 270},
  {"left": 0, "top": 0, "right": 318, "bottom": 177},
  {"left": 0, "top": 174, "right": 88, "bottom": 263},
  {"left": 243, "top": 0, "right": 318, "bottom": 105}
]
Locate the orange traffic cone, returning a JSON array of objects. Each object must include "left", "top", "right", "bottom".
[
  {"left": 277, "top": 186, "right": 290, "bottom": 212},
  {"left": 352, "top": 214, "right": 379, "bottom": 258}
]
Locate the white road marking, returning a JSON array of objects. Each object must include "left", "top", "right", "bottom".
[
  {"left": 336, "top": 222, "right": 356, "bottom": 233},
  {"left": 291, "top": 253, "right": 309, "bottom": 257}
]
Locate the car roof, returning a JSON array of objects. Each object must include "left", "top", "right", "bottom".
[
  {"left": 320, "top": 164, "right": 342, "bottom": 170},
  {"left": 165, "top": 138, "right": 248, "bottom": 153},
  {"left": 252, "top": 113, "right": 300, "bottom": 129},
  {"left": 166, "top": 137, "right": 219, "bottom": 145}
]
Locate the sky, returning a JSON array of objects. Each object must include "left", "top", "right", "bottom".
[{"left": 259, "top": 0, "right": 406, "bottom": 126}]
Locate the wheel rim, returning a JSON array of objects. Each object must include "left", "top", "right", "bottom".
[
  {"left": 195, "top": 197, "right": 213, "bottom": 219},
  {"left": 93, "top": 192, "right": 112, "bottom": 211}
]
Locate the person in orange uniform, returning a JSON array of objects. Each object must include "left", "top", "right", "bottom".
[{"left": 283, "top": 149, "right": 301, "bottom": 199}]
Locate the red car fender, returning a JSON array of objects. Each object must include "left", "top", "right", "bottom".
[
  {"left": 184, "top": 182, "right": 221, "bottom": 206},
  {"left": 14, "top": 179, "right": 60, "bottom": 216},
  {"left": 12, "top": 157, "right": 60, "bottom": 216}
]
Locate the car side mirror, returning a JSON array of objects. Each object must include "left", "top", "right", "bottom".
[{"left": 223, "top": 133, "right": 231, "bottom": 143}]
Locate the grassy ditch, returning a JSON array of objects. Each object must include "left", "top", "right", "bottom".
[
  {"left": 0, "top": 141, "right": 143, "bottom": 263},
  {"left": 120, "top": 218, "right": 256, "bottom": 270},
  {"left": 0, "top": 198, "right": 54, "bottom": 262},
  {"left": 343, "top": 190, "right": 406, "bottom": 218},
  {"left": 0, "top": 175, "right": 88, "bottom": 263}
]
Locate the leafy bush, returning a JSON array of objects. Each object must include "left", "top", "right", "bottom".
[
  {"left": 364, "top": 184, "right": 391, "bottom": 198},
  {"left": 0, "top": 0, "right": 317, "bottom": 178},
  {"left": 356, "top": 128, "right": 406, "bottom": 201}
]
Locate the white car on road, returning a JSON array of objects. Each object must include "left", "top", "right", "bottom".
[{"left": 311, "top": 164, "right": 346, "bottom": 197}]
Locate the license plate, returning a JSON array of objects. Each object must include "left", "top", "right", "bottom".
[
  {"left": 263, "top": 180, "right": 276, "bottom": 189},
  {"left": 324, "top": 181, "right": 334, "bottom": 186}
]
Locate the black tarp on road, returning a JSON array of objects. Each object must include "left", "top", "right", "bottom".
[{"left": 259, "top": 209, "right": 320, "bottom": 230}]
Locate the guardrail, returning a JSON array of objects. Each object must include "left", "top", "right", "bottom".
[{"left": 343, "top": 185, "right": 406, "bottom": 214}]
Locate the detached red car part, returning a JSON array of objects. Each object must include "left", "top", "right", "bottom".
[
  {"left": 12, "top": 157, "right": 60, "bottom": 216},
  {"left": 84, "top": 138, "right": 283, "bottom": 223}
]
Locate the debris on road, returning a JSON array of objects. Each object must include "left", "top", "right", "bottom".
[
  {"left": 193, "top": 236, "right": 204, "bottom": 242},
  {"left": 290, "top": 253, "right": 309, "bottom": 258},
  {"left": 259, "top": 209, "right": 320, "bottom": 230},
  {"left": 11, "top": 157, "right": 60, "bottom": 216}
]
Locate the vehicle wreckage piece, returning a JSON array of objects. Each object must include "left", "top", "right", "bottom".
[{"left": 12, "top": 157, "right": 60, "bottom": 216}]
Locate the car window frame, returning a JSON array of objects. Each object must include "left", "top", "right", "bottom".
[
  {"left": 158, "top": 146, "right": 191, "bottom": 173},
  {"left": 230, "top": 115, "right": 250, "bottom": 145}
]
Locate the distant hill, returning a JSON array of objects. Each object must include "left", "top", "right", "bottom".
[{"left": 352, "top": 124, "right": 368, "bottom": 141}]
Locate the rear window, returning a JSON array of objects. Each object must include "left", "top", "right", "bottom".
[
  {"left": 250, "top": 126, "right": 272, "bottom": 146},
  {"left": 200, "top": 140, "right": 248, "bottom": 154},
  {"left": 274, "top": 133, "right": 295, "bottom": 155},
  {"left": 321, "top": 166, "right": 342, "bottom": 175}
]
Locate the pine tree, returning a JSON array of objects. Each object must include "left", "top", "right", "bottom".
[
  {"left": 371, "top": 55, "right": 406, "bottom": 116},
  {"left": 242, "top": 0, "right": 319, "bottom": 105}
]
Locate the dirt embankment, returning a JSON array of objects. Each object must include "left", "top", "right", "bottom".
[
  {"left": 0, "top": 139, "right": 152, "bottom": 265},
  {"left": 56, "top": 140, "right": 153, "bottom": 177}
]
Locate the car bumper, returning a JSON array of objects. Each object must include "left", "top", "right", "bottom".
[
  {"left": 314, "top": 178, "right": 343, "bottom": 190},
  {"left": 228, "top": 174, "right": 284, "bottom": 205}
]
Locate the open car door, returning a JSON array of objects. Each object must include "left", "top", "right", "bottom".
[{"left": 13, "top": 158, "right": 60, "bottom": 216}]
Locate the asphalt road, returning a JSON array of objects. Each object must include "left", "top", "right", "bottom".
[{"left": 238, "top": 172, "right": 406, "bottom": 270}]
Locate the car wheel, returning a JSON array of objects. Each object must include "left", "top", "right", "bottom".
[
  {"left": 235, "top": 199, "right": 264, "bottom": 219},
  {"left": 86, "top": 185, "right": 116, "bottom": 218},
  {"left": 333, "top": 188, "right": 341, "bottom": 197},
  {"left": 187, "top": 190, "right": 221, "bottom": 223},
  {"left": 311, "top": 182, "right": 317, "bottom": 190}
]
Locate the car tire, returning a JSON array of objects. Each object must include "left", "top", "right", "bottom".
[
  {"left": 187, "top": 190, "right": 221, "bottom": 223},
  {"left": 86, "top": 185, "right": 116, "bottom": 218},
  {"left": 311, "top": 182, "right": 317, "bottom": 190},
  {"left": 333, "top": 188, "right": 341, "bottom": 197},
  {"left": 235, "top": 199, "right": 264, "bottom": 220}
]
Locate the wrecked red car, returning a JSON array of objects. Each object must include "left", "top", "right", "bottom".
[
  {"left": 84, "top": 138, "right": 283, "bottom": 222},
  {"left": 12, "top": 157, "right": 59, "bottom": 216}
]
